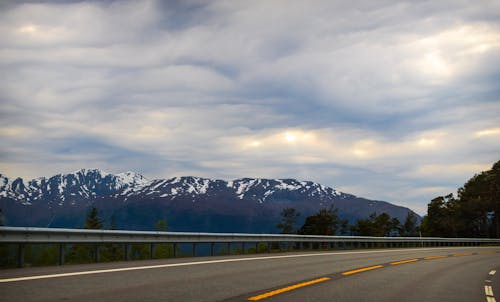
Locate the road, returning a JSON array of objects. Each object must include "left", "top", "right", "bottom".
[{"left": 0, "top": 247, "right": 499, "bottom": 302}]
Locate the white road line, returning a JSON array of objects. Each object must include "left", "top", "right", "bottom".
[
  {"left": 485, "top": 285, "right": 494, "bottom": 296},
  {"left": 491, "top": 270, "right": 497, "bottom": 276},
  {"left": 0, "top": 247, "right": 491, "bottom": 283}
]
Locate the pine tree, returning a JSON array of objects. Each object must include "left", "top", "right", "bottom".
[
  {"left": 401, "top": 212, "right": 418, "bottom": 236},
  {"left": 352, "top": 212, "right": 402, "bottom": 236},
  {"left": 423, "top": 160, "right": 500, "bottom": 238},
  {"left": 84, "top": 207, "right": 103, "bottom": 229},
  {"left": 276, "top": 208, "right": 300, "bottom": 234},
  {"left": 155, "top": 219, "right": 168, "bottom": 231},
  {"left": 298, "top": 206, "right": 340, "bottom": 235}
]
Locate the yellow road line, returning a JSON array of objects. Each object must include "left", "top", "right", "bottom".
[
  {"left": 424, "top": 255, "right": 448, "bottom": 260},
  {"left": 391, "top": 259, "right": 419, "bottom": 265},
  {"left": 479, "top": 252, "right": 497, "bottom": 255},
  {"left": 247, "top": 277, "right": 331, "bottom": 301},
  {"left": 248, "top": 250, "right": 478, "bottom": 300},
  {"left": 452, "top": 253, "right": 472, "bottom": 257},
  {"left": 342, "top": 265, "right": 384, "bottom": 276}
]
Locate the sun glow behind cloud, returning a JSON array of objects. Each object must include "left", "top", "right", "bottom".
[
  {"left": 1, "top": 0, "right": 500, "bottom": 215},
  {"left": 475, "top": 128, "right": 500, "bottom": 137}
]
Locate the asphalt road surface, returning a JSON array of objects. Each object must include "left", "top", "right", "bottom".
[{"left": 1, "top": 247, "right": 499, "bottom": 302}]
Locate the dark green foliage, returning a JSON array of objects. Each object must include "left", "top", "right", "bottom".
[
  {"left": 351, "top": 212, "right": 401, "bottom": 236},
  {"left": 84, "top": 206, "right": 103, "bottom": 229},
  {"left": 422, "top": 160, "right": 500, "bottom": 238},
  {"left": 401, "top": 211, "right": 419, "bottom": 236},
  {"left": 154, "top": 219, "right": 168, "bottom": 231},
  {"left": 0, "top": 208, "right": 4, "bottom": 226},
  {"left": 154, "top": 243, "right": 176, "bottom": 258},
  {"left": 101, "top": 243, "right": 124, "bottom": 262},
  {"left": 339, "top": 219, "right": 350, "bottom": 235},
  {"left": 0, "top": 244, "right": 16, "bottom": 268},
  {"left": 257, "top": 242, "right": 268, "bottom": 253},
  {"left": 298, "top": 206, "right": 340, "bottom": 235},
  {"left": 422, "top": 194, "right": 459, "bottom": 237},
  {"left": 66, "top": 207, "right": 104, "bottom": 264},
  {"left": 276, "top": 207, "right": 300, "bottom": 234}
]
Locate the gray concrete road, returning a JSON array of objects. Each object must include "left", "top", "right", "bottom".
[{"left": 0, "top": 247, "right": 498, "bottom": 302}]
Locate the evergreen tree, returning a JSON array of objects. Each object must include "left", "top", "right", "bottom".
[
  {"left": 298, "top": 206, "right": 340, "bottom": 235},
  {"left": 68, "top": 206, "right": 104, "bottom": 264},
  {"left": 423, "top": 160, "right": 500, "bottom": 238},
  {"left": 424, "top": 194, "right": 459, "bottom": 237},
  {"left": 0, "top": 208, "right": 4, "bottom": 226},
  {"left": 339, "top": 219, "right": 350, "bottom": 235},
  {"left": 155, "top": 219, "right": 168, "bottom": 231},
  {"left": 276, "top": 208, "right": 300, "bottom": 234},
  {"left": 390, "top": 217, "right": 402, "bottom": 236},
  {"left": 84, "top": 206, "right": 103, "bottom": 229},
  {"left": 401, "top": 212, "right": 419, "bottom": 236},
  {"left": 352, "top": 212, "right": 402, "bottom": 236},
  {"left": 457, "top": 160, "right": 500, "bottom": 237}
]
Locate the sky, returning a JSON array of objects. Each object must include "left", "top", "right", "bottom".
[{"left": 1, "top": 0, "right": 499, "bottom": 215}]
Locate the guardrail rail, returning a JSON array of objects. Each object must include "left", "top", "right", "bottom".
[{"left": 1, "top": 226, "right": 500, "bottom": 268}]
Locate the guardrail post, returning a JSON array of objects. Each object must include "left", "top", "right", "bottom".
[
  {"left": 255, "top": 242, "right": 259, "bottom": 253},
  {"left": 94, "top": 244, "right": 100, "bottom": 262},
  {"left": 173, "top": 243, "right": 177, "bottom": 258},
  {"left": 150, "top": 243, "right": 155, "bottom": 259},
  {"left": 192, "top": 243, "right": 196, "bottom": 257},
  {"left": 58, "top": 243, "right": 65, "bottom": 266},
  {"left": 227, "top": 242, "right": 231, "bottom": 255},
  {"left": 124, "top": 243, "right": 130, "bottom": 261},
  {"left": 210, "top": 243, "right": 215, "bottom": 256},
  {"left": 242, "top": 242, "right": 246, "bottom": 254},
  {"left": 267, "top": 242, "right": 271, "bottom": 253},
  {"left": 17, "top": 243, "right": 24, "bottom": 268}
]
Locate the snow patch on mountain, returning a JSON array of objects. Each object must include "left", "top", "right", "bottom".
[{"left": 0, "top": 170, "right": 349, "bottom": 205}]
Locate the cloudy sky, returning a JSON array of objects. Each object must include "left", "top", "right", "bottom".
[{"left": 1, "top": 0, "right": 499, "bottom": 214}]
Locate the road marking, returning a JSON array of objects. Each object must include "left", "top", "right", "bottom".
[
  {"left": 247, "top": 277, "right": 331, "bottom": 301},
  {"left": 487, "top": 297, "right": 496, "bottom": 302},
  {"left": 452, "top": 253, "right": 472, "bottom": 257},
  {"left": 423, "top": 255, "right": 448, "bottom": 260},
  {"left": 391, "top": 259, "right": 419, "bottom": 265},
  {"left": 342, "top": 265, "right": 384, "bottom": 275},
  {"left": 491, "top": 270, "right": 497, "bottom": 275},
  {"left": 0, "top": 247, "right": 469, "bottom": 283},
  {"left": 485, "top": 285, "right": 494, "bottom": 296},
  {"left": 479, "top": 252, "right": 498, "bottom": 255}
]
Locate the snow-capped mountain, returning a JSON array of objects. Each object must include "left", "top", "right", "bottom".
[
  {"left": 0, "top": 169, "right": 348, "bottom": 205},
  {"left": 0, "top": 169, "right": 418, "bottom": 232},
  {"left": 0, "top": 169, "right": 148, "bottom": 205}
]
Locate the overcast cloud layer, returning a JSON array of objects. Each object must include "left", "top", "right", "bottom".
[{"left": 1, "top": 0, "right": 499, "bottom": 214}]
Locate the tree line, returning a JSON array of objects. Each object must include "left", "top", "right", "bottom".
[
  {"left": 276, "top": 206, "right": 419, "bottom": 237},
  {"left": 420, "top": 160, "right": 500, "bottom": 238}
]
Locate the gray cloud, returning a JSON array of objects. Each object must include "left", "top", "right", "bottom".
[{"left": 1, "top": 0, "right": 500, "bottom": 215}]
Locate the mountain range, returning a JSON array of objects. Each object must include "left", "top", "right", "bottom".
[{"left": 0, "top": 169, "right": 419, "bottom": 233}]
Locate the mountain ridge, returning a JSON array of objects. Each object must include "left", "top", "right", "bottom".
[{"left": 0, "top": 169, "right": 419, "bottom": 233}]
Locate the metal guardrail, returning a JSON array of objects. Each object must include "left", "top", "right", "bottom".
[{"left": 2, "top": 226, "right": 500, "bottom": 268}]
